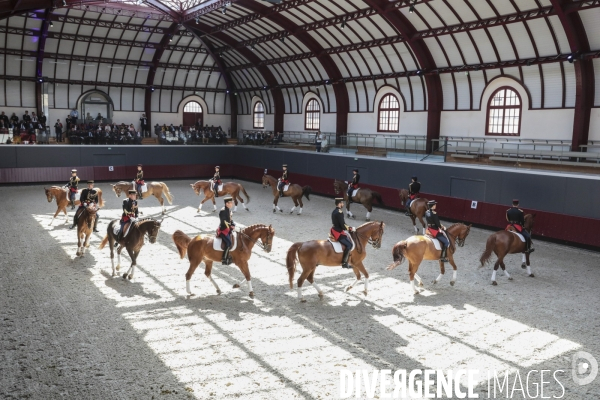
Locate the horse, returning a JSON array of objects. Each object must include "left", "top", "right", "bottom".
[
  {"left": 479, "top": 214, "right": 536, "bottom": 285},
  {"left": 191, "top": 180, "right": 251, "bottom": 213},
  {"left": 111, "top": 181, "right": 173, "bottom": 214},
  {"left": 398, "top": 189, "right": 428, "bottom": 234},
  {"left": 98, "top": 218, "right": 163, "bottom": 280},
  {"left": 44, "top": 186, "right": 104, "bottom": 226},
  {"left": 333, "top": 180, "right": 384, "bottom": 221},
  {"left": 387, "top": 223, "right": 471, "bottom": 294},
  {"left": 286, "top": 221, "right": 385, "bottom": 302},
  {"left": 172, "top": 224, "right": 275, "bottom": 298},
  {"left": 75, "top": 204, "right": 98, "bottom": 257},
  {"left": 262, "top": 174, "right": 312, "bottom": 215}
]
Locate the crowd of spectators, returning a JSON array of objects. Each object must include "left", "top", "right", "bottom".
[
  {"left": 0, "top": 110, "right": 48, "bottom": 143},
  {"left": 155, "top": 123, "right": 229, "bottom": 145},
  {"left": 240, "top": 131, "right": 283, "bottom": 145}
]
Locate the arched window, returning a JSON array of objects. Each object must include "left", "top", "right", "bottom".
[
  {"left": 377, "top": 94, "right": 400, "bottom": 132},
  {"left": 253, "top": 101, "right": 265, "bottom": 129},
  {"left": 183, "top": 101, "right": 203, "bottom": 128},
  {"left": 305, "top": 99, "right": 320, "bottom": 131},
  {"left": 486, "top": 87, "right": 521, "bottom": 136}
]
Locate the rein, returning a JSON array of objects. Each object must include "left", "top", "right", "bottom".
[
  {"left": 356, "top": 223, "right": 383, "bottom": 249},
  {"left": 238, "top": 226, "right": 272, "bottom": 251}
]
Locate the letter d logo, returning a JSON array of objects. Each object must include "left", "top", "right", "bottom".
[{"left": 572, "top": 351, "right": 598, "bottom": 386}]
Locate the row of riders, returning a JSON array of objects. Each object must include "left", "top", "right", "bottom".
[{"left": 47, "top": 163, "right": 536, "bottom": 298}]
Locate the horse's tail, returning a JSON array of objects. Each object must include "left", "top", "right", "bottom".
[
  {"left": 286, "top": 242, "right": 302, "bottom": 289},
  {"left": 99, "top": 235, "right": 108, "bottom": 250},
  {"left": 160, "top": 182, "right": 174, "bottom": 204},
  {"left": 372, "top": 191, "right": 384, "bottom": 205},
  {"left": 172, "top": 230, "right": 192, "bottom": 259},
  {"left": 387, "top": 241, "right": 407, "bottom": 270},
  {"left": 479, "top": 234, "right": 496, "bottom": 267},
  {"left": 97, "top": 189, "right": 105, "bottom": 207},
  {"left": 240, "top": 184, "right": 251, "bottom": 204},
  {"left": 302, "top": 186, "right": 312, "bottom": 201}
]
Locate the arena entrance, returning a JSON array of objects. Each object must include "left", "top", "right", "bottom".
[{"left": 183, "top": 101, "right": 203, "bottom": 129}]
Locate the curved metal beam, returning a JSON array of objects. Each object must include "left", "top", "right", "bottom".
[
  {"left": 549, "top": 0, "right": 594, "bottom": 151},
  {"left": 35, "top": 8, "right": 51, "bottom": 117},
  {"left": 236, "top": 0, "right": 349, "bottom": 136},
  {"left": 365, "top": 0, "right": 442, "bottom": 153}
]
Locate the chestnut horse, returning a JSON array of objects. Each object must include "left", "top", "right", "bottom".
[
  {"left": 262, "top": 174, "right": 312, "bottom": 215},
  {"left": 388, "top": 223, "right": 471, "bottom": 294},
  {"left": 111, "top": 181, "right": 173, "bottom": 214},
  {"left": 172, "top": 224, "right": 275, "bottom": 298},
  {"left": 398, "top": 189, "right": 428, "bottom": 234},
  {"left": 479, "top": 214, "right": 536, "bottom": 285},
  {"left": 333, "top": 180, "right": 384, "bottom": 221},
  {"left": 75, "top": 204, "right": 98, "bottom": 257},
  {"left": 99, "top": 218, "right": 163, "bottom": 280},
  {"left": 44, "top": 186, "right": 104, "bottom": 226},
  {"left": 286, "top": 221, "right": 385, "bottom": 302},
  {"left": 191, "top": 180, "right": 251, "bottom": 213}
]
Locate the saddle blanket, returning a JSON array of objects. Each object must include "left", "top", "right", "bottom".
[
  {"left": 281, "top": 184, "right": 290, "bottom": 192},
  {"left": 214, "top": 184, "right": 223, "bottom": 192},
  {"left": 426, "top": 237, "right": 442, "bottom": 251},
  {"left": 352, "top": 188, "right": 359, "bottom": 197},
  {"left": 112, "top": 219, "right": 137, "bottom": 237},
  {"left": 509, "top": 231, "right": 525, "bottom": 242},
  {"left": 213, "top": 231, "right": 238, "bottom": 252},
  {"left": 131, "top": 181, "right": 148, "bottom": 193},
  {"left": 328, "top": 232, "right": 355, "bottom": 253},
  {"left": 73, "top": 190, "right": 81, "bottom": 202}
]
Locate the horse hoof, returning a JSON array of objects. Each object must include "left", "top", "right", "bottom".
[
  {"left": 116, "top": 265, "right": 120, "bottom": 271},
  {"left": 217, "top": 289, "right": 222, "bottom": 295},
  {"left": 233, "top": 284, "right": 240, "bottom": 289},
  {"left": 279, "top": 209, "right": 283, "bottom": 213},
  {"left": 529, "top": 274, "right": 535, "bottom": 278},
  {"left": 450, "top": 281, "right": 455, "bottom": 286},
  {"left": 197, "top": 209, "right": 200, "bottom": 213},
  {"left": 249, "top": 292, "right": 254, "bottom": 298},
  {"left": 246, "top": 209, "right": 250, "bottom": 212},
  {"left": 122, "top": 273, "right": 127, "bottom": 279},
  {"left": 508, "top": 277, "right": 513, "bottom": 281},
  {"left": 300, "top": 298, "right": 307, "bottom": 303},
  {"left": 521, "top": 263, "right": 526, "bottom": 269},
  {"left": 272, "top": 209, "right": 276, "bottom": 213},
  {"left": 432, "top": 280, "right": 437, "bottom": 285},
  {"left": 128, "top": 275, "right": 133, "bottom": 280},
  {"left": 112, "top": 272, "right": 116, "bottom": 277},
  {"left": 414, "top": 291, "right": 420, "bottom": 295},
  {"left": 491, "top": 281, "right": 497, "bottom": 286},
  {"left": 345, "top": 286, "right": 352, "bottom": 292},
  {"left": 318, "top": 293, "right": 324, "bottom": 299},
  {"left": 363, "top": 291, "right": 367, "bottom": 296},
  {"left": 419, "top": 281, "right": 424, "bottom": 287},
  {"left": 162, "top": 211, "right": 166, "bottom": 215}
]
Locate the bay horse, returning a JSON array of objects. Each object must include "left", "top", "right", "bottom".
[
  {"left": 98, "top": 218, "right": 163, "bottom": 280},
  {"left": 111, "top": 181, "right": 173, "bottom": 214},
  {"left": 191, "top": 180, "right": 251, "bottom": 213},
  {"left": 333, "top": 180, "right": 384, "bottom": 221},
  {"left": 44, "top": 186, "right": 104, "bottom": 226},
  {"left": 75, "top": 204, "right": 98, "bottom": 257},
  {"left": 172, "top": 224, "right": 275, "bottom": 298},
  {"left": 398, "top": 189, "right": 428, "bottom": 234},
  {"left": 387, "top": 223, "right": 471, "bottom": 294},
  {"left": 262, "top": 174, "right": 311, "bottom": 215},
  {"left": 286, "top": 221, "right": 385, "bottom": 302},
  {"left": 479, "top": 214, "right": 536, "bottom": 285}
]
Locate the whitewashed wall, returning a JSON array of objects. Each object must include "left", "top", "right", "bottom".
[{"left": 588, "top": 108, "right": 600, "bottom": 142}]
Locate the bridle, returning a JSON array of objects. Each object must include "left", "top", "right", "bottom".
[
  {"left": 239, "top": 228, "right": 273, "bottom": 252},
  {"left": 449, "top": 225, "right": 470, "bottom": 247},
  {"left": 357, "top": 222, "right": 384, "bottom": 249}
]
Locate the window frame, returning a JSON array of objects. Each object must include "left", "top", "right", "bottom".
[
  {"left": 377, "top": 93, "right": 400, "bottom": 133},
  {"left": 304, "top": 98, "right": 320, "bottom": 131},
  {"left": 253, "top": 101, "right": 265, "bottom": 129},
  {"left": 183, "top": 101, "right": 202, "bottom": 113},
  {"left": 485, "top": 86, "right": 522, "bottom": 137}
]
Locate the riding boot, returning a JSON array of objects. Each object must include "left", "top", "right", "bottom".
[
  {"left": 138, "top": 191, "right": 143, "bottom": 199},
  {"left": 341, "top": 248, "right": 351, "bottom": 269},
  {"left": 279, "top": 189, "right": 284, "bottom": 198},
  {"left": 93, "top": 217, "right": 99, "bottom": 233},
  {"left": 70, "top": 199, "right": 75, "bottom": 210},
  {"left": 526, "top": 239, "right": 535, "bottom": 254},
  {"left": 440, "top": 247, "right": 449, "bottom": 263},
  {"left": 69, "top": 214, "right": 78, "bottom": 229},
  {"left": 221, "top": 247, "right": 231, "bottom": 265}
]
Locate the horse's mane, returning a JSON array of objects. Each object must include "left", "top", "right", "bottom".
[
  {"left": 135, "top": 218, "right": 157, "bottom": 227},
  {"left": 447, "top": 222, "right": 464, "bottom": 231},
  {"left": 242, "top": 223, "right": 271, "bottom": 234},
  {"left": 356, "top": 220, "right": 379, "bottom": 229}
]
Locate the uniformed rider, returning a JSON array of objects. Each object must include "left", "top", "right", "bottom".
[
  {"left": 425, "top": 200, "right": 449, "bottom": 262},
  {"left": 66, "top": 169, "right": 80, "bottom": 209},
  {"left": 212, "top": 166, "right": 222, "bottom": 197},
  {"left": 135, "top": 164, "right": 144, "bottom": 199},
  {"left": 278, "top": 164, "right": 289, "bottom": 197},
  {"left": 218, "top": 196, "right": 235, "bottom": 265},
  {"left": 331, "top": 198, "right": 354, "bottom": 269},
  {"left": 115, "top": 190, "right": 138, "bottom": 246},
  {"left": 346, "top": 169, "right": 360, "bottom": 204},
  {"left": 506, "top": 199, "right": 534, "bottom": 253},
  {"left": 405, "top": 176, "right": 420, "bottom": 216},
  {"left": 70, "top": 180, "right": 100, "bottom": 232}
]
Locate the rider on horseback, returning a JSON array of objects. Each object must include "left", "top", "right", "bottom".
[
  {"left": 506, "top": 199, "right": 534, "bottom": 253},
  {"left": 66, "top": 169, "right": 79, "bottom": 210},
  {"left": 331, "top": 198, "right": 354, "bottom": 269},
  {"left": 425, "top": 200, "right": 449, "bottom": 262},
  {"left": 278, "top": 164, "right": 289, "bottom": 197},
  {"left": 115, "top": 190, "right": 138, "bottom": 247},
  {"left": 218, "top": 196, "right": 235, "bottom": 265},
  {"left": 405, "top": 176, "right": 420, "bottom": 216},
  {"left": 135, "top": 164, "right": 144, "bottom": 199},
  {"left": 212, "top": 166, "right": 221, "bottom": 198},
  {"left": 346, "top": 169, "right": 360, "bottom": 204},
  {"left": 70, "top": 180, "right": 100, "bottom": 232}
]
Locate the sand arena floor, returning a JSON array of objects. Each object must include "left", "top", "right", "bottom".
[{"left": 1, "top": 179, "right": 599, "bottom": 399}]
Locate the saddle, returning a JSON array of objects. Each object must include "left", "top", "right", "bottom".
[
  {"left": 131, "top": 181, "right": 148, "bottom": 193},
  {"left": 213, "top": 232, "right": 238, "bottom": 251},
  {"left": 424, "top": 231, "right": 455, "bottom": 253},
  {"left": 113, "top": 219, "right": 136, "bottom": 238},
  {"left": 350, "top": 188, "right": 359, "bottom": 197},
  {"left": 507, "top": 230, "right": 526, "bottom": 242},
  {"left": 213, "top": 183, "right": 224, "bottom": 193},
  {"left": 327, "top": 231, "right": 356, "bottom": 253}
]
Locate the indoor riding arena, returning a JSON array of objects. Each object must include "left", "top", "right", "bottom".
[{"left": 1, "top": 1, "right": 600, "bottom": 400}]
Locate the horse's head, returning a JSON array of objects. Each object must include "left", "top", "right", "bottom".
[
  {"left": 191, "top": 182, "right": 200, "bottom": 196},
  {"left": 112, "top": 184, "right": 122, "bottom": 197},
  {"left": 524, "top": 214, "right": 536, "bottom": 233},
  {"left": 333, "top": 180, "right": 344, "bottom": 195},
  {"left": 262, "top": 175, "right": 270, "bottom": 188},
  {"left": 398, "top": 189, "right": 408, "bottom": 205},
  {"left": 259, "top": 224, "right": 275, "bottom": 253},
  {"left": 44, "top": 187, "right": 53, "bottom": 202},
  {"left": 359, "top": 221, "right": 385, "bottom": 249},
  {"left": 148, "top": 218, "right": 163, "bottom": 244},
  {"left": 452, "top": 223, "right": 472, "bottom": 247}
]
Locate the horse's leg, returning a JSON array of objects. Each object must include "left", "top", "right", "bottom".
[
  {"left": 409, "top": 261, "right": 423, "bottom": 294},
  {"left": 198, "top": 196, "right": 210, "bottom": 213},
  {"left": 203, "top": 261, "right": 222, "bottom": 295},
  {"left": 352, "top": 261, "right": 370, "bottom": 295},
  {"left": 346, "top": 203, "right": 354, "bottom": 219},
  {"left": 273, "top": 195, "right": 282, "bottom": 213},
  {"left": 233, "top": 194, "right": 238, "bottom": 213},
  {"left": 364, "top": 201, "right": 372, "bottom": 221},
  {"left": 418, "top": 215, "right": 426, "bottom": 235},
  {"left": 297, "top": 195, "right": 303, "bottom": 214},
  {"left": 185, "top": 259, "right": 202, "bottom": 296},
  {"left": 236, "top": 191, "right": 248, "bottom": 211},
  {"left": 127, "top": 250, "right": 140, "bottom": 280},
  {"left": 123, "top": 248, "right": 135, "bottom": 280},
  {"left": 76, "top": 231, "right": 82, "bottom": 256},
  {"left": 414, "top": 273, "right": 424, "bottom": 288},
  {"left": 116, "top": 246, "right": 123, "bottom": 272},
  {"left": 524, "top": 252, "right": 534, "bottom": 277},
  {"left": 296, "top": 264, "right": 314, "bottom": 303},
  {"left": 235, "top": 260, "right": 254, "bottom": 298},
  {"left": 157, "top": 195, "right": 165, "bottom": 215},
  {"left": 290, "top": 197, "right": 298, "bottom": 214},
  {"left": 499, "top": 258, "right": 512, "bottom": 281},
  {"left": 212, "top": 197, "right": 217, "bottom": 213},
  {"left": 491, "top": 253, "right": 504, "bottom": 285},
  {"left": 109, "top": 239, "right": 117, "bottom": 277},
  {"left": 432, "top": 260, "right": 446, "bottom": 285},
  {"left": 63, "top": 205, "right": 69, "bottom": 224},
  {"left": 305, "top": 270, "right": 323, "bottom": 300},
  {"left": 49, "top": 206, "right": 61, "bottom": 226},
  {"left": 410, "top": 215, "right": 418, "bottom": 233},
  {"left": 448, "top": 255, "right": 458, "bottom": 286}
]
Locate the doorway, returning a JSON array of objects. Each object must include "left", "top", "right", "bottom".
[{"left": 183, "top": 101, "right": 203, "bottom": 129}]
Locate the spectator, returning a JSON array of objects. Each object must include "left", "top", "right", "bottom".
[
  {"left": 86, "top": 112, "right": 93, "bottom": 120},
  {"left": 39, "top": 112, "right": 47, "bottom": 128},
  {"left": 23, "top": 111, "right": 31, "bottom": 124},
  {"left": 70, "top": 108, "right": 79, "bottom": 120},
  {"left": 31, "top": 112, "right": 38, "bottom": 124},
  {"left": 10, "top": 113, "right": 19, "bottom": 125},
  {"left": 96, "top": 112, "right": 103, "bottom": 121},
  {"left": 154, "top": 123, "right": 160, "bottom": 136},
  {"left": 315, "top": 131, "right": 323, "bottom": 152},
  {"left": 140, "top": 114, "right": 149, "bottom": 138},
  {"left": 0, "top": 111, "right": 8, "bottom": 127}
]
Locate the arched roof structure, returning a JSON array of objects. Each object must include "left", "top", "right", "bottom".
[{"left": 1, "top": 0, "right": 599, "bottom": 148}]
